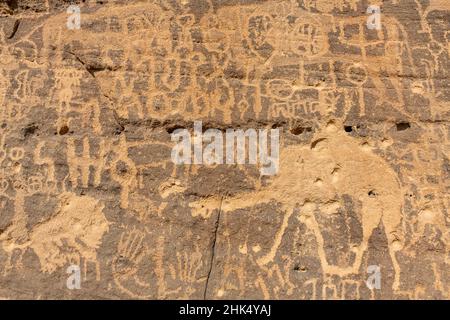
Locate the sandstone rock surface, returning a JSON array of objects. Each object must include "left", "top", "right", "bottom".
[{"left": 0, "top": 0, "right": 449, "bottom": 299}]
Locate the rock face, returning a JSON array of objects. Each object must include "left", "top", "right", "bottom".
[{"left": 0, "top": 0, "right": 449, "bottom": 299}]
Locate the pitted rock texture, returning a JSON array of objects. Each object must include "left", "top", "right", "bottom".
[{"left": 0, "top": 0, "right": 449, "bottom": 299}]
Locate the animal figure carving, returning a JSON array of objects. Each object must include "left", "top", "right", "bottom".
[
  {"left": 0, "top": 192, "right": 109, "bottom": 278},
  {"left": 190, "top": 124, "right": 404, "bottom": 291}
]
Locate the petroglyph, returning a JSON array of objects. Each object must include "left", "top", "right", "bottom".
[
  {"left": 0, "top": 0, "right": 448, "bottom": 299},
  {"left": 190, "top": 124, "right": 404, "bottom": 290},
  {"left": 0, "top": 192, "right": 109, "bottom": 280}
]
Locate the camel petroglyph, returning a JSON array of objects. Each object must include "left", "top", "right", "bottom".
[{"left": 190, "top": 122, "right": 404, "bottom": 291}]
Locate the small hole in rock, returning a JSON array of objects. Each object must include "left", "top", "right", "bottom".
[
  {"left": 368, "top": 190, "right": 377, "bottom": 198},
  {"left": 291, "top": 127, "right": 304, "bottom": 135},
  {"left": 291, "top": 126, "right": 312, "bottom": 135},
  {"left": 24, "top": 124, "right": 38, "bottom": 137},
  {"left": 396, "top": 122, "right": 410, "bottom": 131},
  {"left": 272, "top": 123, "right": 284, "bottom": 129},
  {"left": 59, "top": 125, "right": 69, "bottom": 135},
  {"left": 166, "top": 125, "right": 185, "bottom": 134},
  {"left": 344, "top": 126, "right": 353, "bottom": 133},
  {"left": 294, "top": 265, "right": 307, "bottom": 272}
]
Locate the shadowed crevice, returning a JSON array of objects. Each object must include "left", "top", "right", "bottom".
[{"left": 203, "top": 196, "right": 223, "bottom": 299}]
